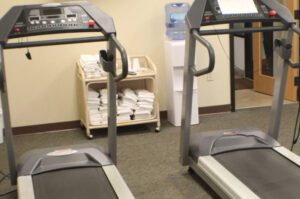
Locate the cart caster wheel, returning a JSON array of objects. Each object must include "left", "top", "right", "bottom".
[
  {"left": 80, "top": 122, "right": 85, "bottom": 129},
  {"left": 155, "top": 127, "right": 160, "bottom": 133},
  {"left": 188, "top": 167, "right": 194, "bottom": 174},
  {"left": 87, "top": 134, "right": 94, "bottom": 139}
]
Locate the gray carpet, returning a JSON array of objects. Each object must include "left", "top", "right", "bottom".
[{"left": 1, "top": 104, "right": 300, "bottom": 199}]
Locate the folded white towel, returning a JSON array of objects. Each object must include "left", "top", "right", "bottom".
[
  {"left": 100, "top": 89, "right": 108, "bottom": 96},
  {"left": 90, "top": 120, "right": 102, "bottom": 126},
  {"left": 137, "top": 101, "right": 152, "bottom": 105},
  {"left": 121, "top": 97, "right": 136, "bottom": 104},
  {"left": 134, "top": 110, "right": 152, "bottom": 120},
  {"left": 88, "top": 98, "right": 100, "bottom": 101},
  {"left": 136, "top": 89, "right": 154, "bottom": 96},
  {"left": 88, "top": 104, "right": 100, "bottom": 109},
  {"left": 118, "top": 109, "right": 133, "bottom": 115},
  {"left": 80, "top": 55, "right": 106, "bottom": 79},
  {"left": 89, "top": 109, "right": 100, "bottom": 114},
  {"left": 136, "top": 104, "right": 153, "bottom": 112},
  {"left": 99, "top": 106, "right": 108, "bottom": 111},
  {"left": 88, "top": 89, "right": 99, "bottom": 95},
  {"left": 123, "top": 88, "right": 137, "bottom": 99},
  {"left": 138, "top": 98, "right": 154, "bottom": 104},
  {"left": 117, "top": 115, "right": 131, "bottom": 122},
  {"left": 90, "top": 115, "right": 101, "bottom": 120}
]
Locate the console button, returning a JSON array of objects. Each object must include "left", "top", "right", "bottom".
[
  {"left": 89, "top": 19, "right": 95, "bottom": 27},
  {"left": 269, "top": 10, "right": 277, "bottom": 17}
]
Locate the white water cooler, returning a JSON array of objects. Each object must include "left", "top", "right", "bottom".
[{"left": 164, "top": 39, "right": 199, "bottom": 126}]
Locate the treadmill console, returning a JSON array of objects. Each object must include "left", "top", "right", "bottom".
[
  {"left": 202, "top": 0, "right": 281, "bottom": 25},
  {"left": 10, "top": 4, "right": 100, "bottom": 38}
]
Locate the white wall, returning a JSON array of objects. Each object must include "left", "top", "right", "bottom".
[
  {"left": 1, "top": 0, "right": 230, "bottom": 127},
  {"left": 196, "top": 26, "right": 230, "bottom": 107},
  {"left": 234, "top": 37, "right": 245, "bottom": 71}
]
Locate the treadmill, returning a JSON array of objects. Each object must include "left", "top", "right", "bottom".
[
  {"left": 0, "top": 2, "right": 134, "bottom": 199},
  {"left": 180, "top": 0, "right": 300, "bottom": 198}
]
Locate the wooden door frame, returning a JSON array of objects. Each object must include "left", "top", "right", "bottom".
[
  {"left": 230, "top": 0, "right": 299, "bottom": 111},
  {"left": 252, "top": 0, "right": 299, "bottom": 101}
]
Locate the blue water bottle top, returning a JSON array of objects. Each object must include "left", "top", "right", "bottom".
[{"left": 165, "top": 3, "right": 190, "bottom": 40}]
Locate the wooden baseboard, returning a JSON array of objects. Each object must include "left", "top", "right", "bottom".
[
  {"left": 198, "top": 104, "right": 231, "bottom": 115},
  {"left": 12, "top": 121, "right": 81, "bottom": 135},
  {"left": 13, "top": 104, "right": 231, "bottom": 135}
]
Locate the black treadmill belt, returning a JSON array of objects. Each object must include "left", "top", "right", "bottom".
[
  {"left": 32, "top": 167, "right": 118, "bottom": 199},
  {"left": 214, "top": 149, "right": 300, "bottom": 199}
]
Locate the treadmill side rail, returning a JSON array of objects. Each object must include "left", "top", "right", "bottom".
[
  {"left": 18, "top": 176, "right": 35, "bottom": 199},
  {"left": 197, "top": 156, "right": 260, "bottom": 199},
  {"left": 274, "top": 146, "right": 300, "bottom": 166},
  {"left": 103, "top": 165, "right": 135, "bottom": 199}
]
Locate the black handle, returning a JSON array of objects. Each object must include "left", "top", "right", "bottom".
[
  {"left": 110, "top": 35, "right": 128, "bottom": 82},
  {"left": 286, "top": 25, "right": 300, "bottom": 68},
  {"left": 100, "top": 50, "right": 116, "bottom": 76},
  {"left": 191, "top": 30, "right": 215, "bottom": 77}
]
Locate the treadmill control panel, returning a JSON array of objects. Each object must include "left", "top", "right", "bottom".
[
  {"left": 9, "top": 5, "right": 100, "bottom": 37},
  {"left": 201, "top": 0, "right": 281, "bottom": 25}
]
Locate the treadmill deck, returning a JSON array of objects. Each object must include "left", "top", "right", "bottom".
[
  {"left": 32, "top": 167, "right": 117, "bottom": 199},
  {"left": 213, "top": 149, "right": 300, "bottom": 199}
]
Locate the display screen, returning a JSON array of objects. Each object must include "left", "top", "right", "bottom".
[
  {"left": 46, "top": 15, "right": 60, "bottom": 19},
  {"left": 42, "top": 8, "right": 62, "bottom": 15},
  {"left": 29, "top": 16, "right": 40, "bottom": 21},
  {"left": 218, "top": 0, "right": 258, "bottom": 14}
]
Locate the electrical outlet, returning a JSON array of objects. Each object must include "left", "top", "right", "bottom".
[{"left": 207, "top": 73, "right": 213, "bottom": 81}]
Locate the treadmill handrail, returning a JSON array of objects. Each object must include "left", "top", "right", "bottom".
[
  {"left": 110, "top": 34, "right": 128, "bottom": 82},
  {"left": 191, "top": 30, "right": 215, "bottom": 77},
  {"left": 4, "top": 36, "right": 107, "bottom": 49},
  {"left": 199, "top": 25, "right": 289, "bottom": 36}
]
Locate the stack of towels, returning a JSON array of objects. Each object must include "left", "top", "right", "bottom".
[
  {"left": 118, "top": 88, "right": 136, "bottom": 121},
  {"left": 99, "top": 89, "right": 109, "bottom": 123},
  {"left": 80, "top": 54, "right": 105, "bottom": 79},
  {"left": 88, "top": 88, "right": 155, "bottom": 125},
  {"left": 87, "top": 88, "right": 102, "bottom": 125},
  {"left": 99, "top": 89, "right": 133, "bottom": 123},
  {"left": 135, "top": 89, "right": 155, "bottom": 120},
  {"left": 118, "top": 88, "right": 155, "bottom": 120}
]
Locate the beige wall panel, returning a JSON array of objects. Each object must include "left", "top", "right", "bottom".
[{"left": 1, "top": 0, "right": 230, "bottom": 126}]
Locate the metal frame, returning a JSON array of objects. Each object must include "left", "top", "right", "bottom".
[
  {"left": 268, "top": 29, "right": 294, "bottom": 139},
  {"left": 1, "top": 3, "right": 128, "bottom": 186},
  {"left": 180, "top": 28, "right": 215, "bottom": 165},
  {"left": 1, "top": 35, "right": 126, "bottom": 185},
  {"left": 0, "top": 45, "right": 17, "bottom": 184},
  {"left": 180, "top": 28, "right": 197, "bottom": 165},
  {"left": 180, "top": 0, "right": 300, "bottom": 198},
  {"left": 107, "top": 36, "right": 118, "bottom": 164},
  {"left": 180, "top": 0, "right": 299, "bottom": 166}
]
